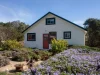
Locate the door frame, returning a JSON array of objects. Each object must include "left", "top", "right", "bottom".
[{"left": 43, "top": 34, "right": 49, "bottom": 49}]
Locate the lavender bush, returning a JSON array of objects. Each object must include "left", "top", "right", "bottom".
[
  {"left": 0, "top": 55, "right": 10, "bottom": 67},
  {"left": 25, "top": 49, "right": 100, "bottom": 75}
]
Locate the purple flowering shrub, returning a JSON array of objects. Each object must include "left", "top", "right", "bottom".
[{"left": 26, "top": 49, "right": 100, "bottom": 75}]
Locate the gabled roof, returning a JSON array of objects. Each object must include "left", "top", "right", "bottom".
[{"left": 22, "top": 12, "right": 86, "bottom": 33}]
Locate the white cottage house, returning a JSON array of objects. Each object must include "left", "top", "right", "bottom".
[{"left": 23, "top": 12, "right": 87, "bottom": 49}]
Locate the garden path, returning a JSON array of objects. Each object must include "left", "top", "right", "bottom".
[{"left": 0, "top": 60, "right": 43, "bottom": 72}]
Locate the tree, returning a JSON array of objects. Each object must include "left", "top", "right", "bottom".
[
  {"left": 0, "top": 21, "right": 29, "bottom": 41},
  {"left": 84, "top": 18, "right": 100, "bottom": 47}
]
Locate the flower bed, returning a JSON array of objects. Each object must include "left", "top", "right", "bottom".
[{"left": 26, "top": 49, "right": 100, "bottom": 75}]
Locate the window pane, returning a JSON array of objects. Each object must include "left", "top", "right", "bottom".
[
  {"left": 67, "top": 33, "right": 70, "bottom": 38},
  {"left": 65, "top": 33, "right": 70, "bottom": 38},
  {"left": 50, "top": 21, "right": 54, "bottom": 24},
  {"left": 46, "top": 18, "right": 55, "bottom": 25},
  {"left": 64, "top": 32, "right": 71, "bottom": 39},
  {"left": 48, "top": 20, "right": 50, "bottom": 23},
  {"left": 32, "top": 34, "right": 35, "bottom": 40},
  {"left": 28, "top": 35, "right": 32, "bottom": 40},
  {"left": 50, "top": 19, "right": 54, "bottom": 22},
  {"left": 27, "top": 33, "right": 36, "bottom": 41},
  {"left": 49, "top": 32, "right": 56, "bottom": 43}
]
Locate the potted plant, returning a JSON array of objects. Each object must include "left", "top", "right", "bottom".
[{"left": 15, "top": 64, "right": 24, "bottom": 72}]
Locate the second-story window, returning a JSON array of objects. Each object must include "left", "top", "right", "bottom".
[{"left": 46, "top": 18, "right": 55, "bottom": 25}]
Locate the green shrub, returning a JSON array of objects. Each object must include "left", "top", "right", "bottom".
[
  {"left": 65, "top": 65, "right": 72, "bottom": 74},
  {"left": 12, "top": 54, "right": 26, "bottom": 61},
  {"left": 0, "top": 55, "right": 10, "bottom": 67},
  {"left": 32, "top": 54, "right": 40, "bottom": 61},
  {"left": 3, "top": 40, "right": 22, "bottom": 50},
  {"left": 0, "top": 47, "right": 3, "bottom": 51},
  {"left": 60, "top": 72, "right": 67, "bottom": 75},
  {"left": 11, "top": 49, "right": 40, "bottom": 61},
  {"left": 33, "top": 50, "right": 52, "bottom": 60},
  {"left": 26, "top": 49, "right": 40, "bottom": 61},
  {"left": 1, "top": 51, "right": 12, "bottom": 57},
  {"left": 11, "top": 49, "right": 31, "bottom": 61},
  {"left": 51, "top": 39, "right": 68, "bottom": 54}
]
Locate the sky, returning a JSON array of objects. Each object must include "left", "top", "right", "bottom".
[{"left": 0, "top": 0, "right": 100, "bottom": 27}]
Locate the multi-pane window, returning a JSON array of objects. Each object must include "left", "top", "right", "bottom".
[
  {"left": 46, "top": 18, "right": 55, "bottom": 25},
  {"left": 27, "top": 33, "right": 36, "bottom": 41},
  {"left": 49, "top": 32, "right": 57, "bottom": 43},
  {"left": 64, "top": 31, "right": 71, "bottom": 39}
]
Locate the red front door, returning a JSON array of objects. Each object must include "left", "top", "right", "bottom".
[{"left": 43, "top": 34, "right": 49, "bottom": 49}]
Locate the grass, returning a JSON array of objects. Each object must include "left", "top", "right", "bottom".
[
  {"left": 70, "top": 45, "right": 100, "bottom": 52},
  {"left": 0, "top": 72, "right": 6, "bottom": 75},
  {"left": 0, "top": 72, "right": 22, "bottom": 75},
  {"left": 0, "top": 47, "right": 3, "bottom": 51}
]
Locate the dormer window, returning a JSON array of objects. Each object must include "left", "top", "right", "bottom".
[{"left": 46, "top": 18, "right": 55, "bottom": 25}]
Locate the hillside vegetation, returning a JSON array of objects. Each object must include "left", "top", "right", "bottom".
[{"left": 0, "top": 20, "right": 29, "bottom": 41}]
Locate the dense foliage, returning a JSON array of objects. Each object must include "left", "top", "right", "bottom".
[
  {"left": 3, "top": 40, "right": 23, "bottom": 50},
  {"left": 0, "top": 48, "right": 52, "bottom": 62},
  {"left": 11, "top": 49, "right": 34, "bottom": 61},
  {"left": 84, "top": 18, "right": 100, "bottom": 47},
  {"left": 51, "top": 39, "right": 68, "bottom": 54},
  {"left": 11, "top": 49, "right": 52, "bottom": 61},
  {"left": 0, "top": 55, "right": 10, "bottom": 67},
  {"left": 0, "top": 21, "right": 29, "bottom": 42},
  {"left": 33, "top": 50, "right": 52, "bottom": 60}
]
